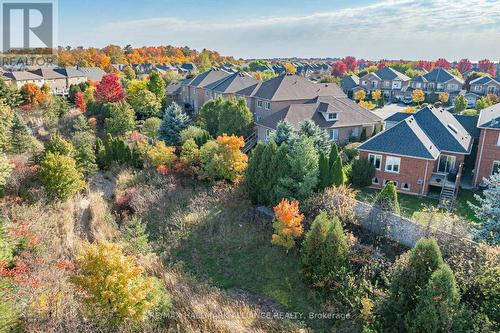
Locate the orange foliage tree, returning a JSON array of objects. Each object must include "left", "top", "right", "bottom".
[
  {"left": 271, "top": 199, "right": 304, "bottom": 250},
  {"left": 75, "top": 91, "right": 86, "bottom": 112},
  {"left": 20, "top": 83, "right": 46, "bottom": 105}
]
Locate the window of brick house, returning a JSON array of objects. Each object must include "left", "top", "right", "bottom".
[
  {"left": 257, "top": 100, "right": 263, "bottom": 108},
  {"left": 401, "top": 182, "right": 411, "bottom": 191},
  {"left": 385, "top": 156, "right": 400, "bottom": 173},
  {"left": 368, "top": 154, "right": 382, "bottom": 170},
  {"left": 372, "top": 177, "right": 379, "bottom": 185},
  {"left": 492, "top": 161, "right": 500, "bottom": 176}
]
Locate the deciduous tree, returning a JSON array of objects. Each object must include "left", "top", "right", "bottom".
[
  {"left": 147, "top": 71, "right": 166, "bottom": 102},
  {"left": 332, "top": 61, "right": 347, "bottom": 78},
  {"left": 271, "top": 199, "right": 304, "bottom": 250},
  {"left": 412, "top": 89, "right": 425, "bottom": 105},
  {"left": 454, "top": 95, "right": 467, "bottom": 113},
  {"left": 456, "top": 58, "right": 472, "bottom": 74},
  {"left": 342, "top": 56, "right": 357, "bottom": 72},
  {"left": 95, "top": 73, "right": 125, "bottom": 103},
  {"left": 39, "top": 153, "right": 85, "bottom": 200},
  {"left": 75, "top": 91, "right": 86, "bottom": 113},
  {"left": 354, "top": 90, "right": 366, "bottom": 101},
  {"left": 439, "top": 92, "right": 449, "bottom": 104},
  {"left": 478, "top": 59, "right": 496, "bottom": 77},
  {"left": 435, "top": 58, "right": 450, "bottom": 69},
  {"left": 104, "top": 102, "right": 136, "bottom": 136}
]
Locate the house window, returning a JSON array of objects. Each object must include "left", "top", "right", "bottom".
[
  {"left": 368, "top": 154, "right": 382, "bottom": 170},
  {"left": 372, "top": 177, "right": 379, "bottom": 185},
  {"left": 265, "top": 129, "right": 272, "bottom": 141},
  {"left": 371, "top": 81, "right": 378, "bottom": 88},
  {"left": 327, "top": 113, "right": 337, "bottom": 120},
  {"left": 401, "top": 182, "right": 411, "bottom": 191},
  {"left": 352, "top": 127, "right": 360, "bottom": 137},
  {"left": 265, "top": 102, "right": 271, "bottom": 110},
  {"left": 492, "top": 161, "right": 500, "bottom": 175},
  {"left": 438, "top": 155, "right": 456, "bottom": 173},
  {"left": 416, "top": 82, "right": 422, "bottom": 89},
  {"left": 474, "top": 85, "right": 482, "bottom": 92},
  {"left": 205, "top": 90, "right": 209, "bottom": 97},
  {"left": 362, "top": 80, "right": 367, "bottom": 86},
  {"left": 385, "top": 156, "right": 400, "bottom": 173},
  {"left": 488, "top": 86, "right": 496, "bottom": 94},
  {"left": 257, "top": 100, "right": 263, "bottom": 108},
  {"left": 383, "top": 81, "right": 390, "bottom": 87},
  {"left": 384, "top": 180, "right": 398, "bottom": 187},
  {"left": 329, "top": 129, "right": 339, "bottom": 141}
]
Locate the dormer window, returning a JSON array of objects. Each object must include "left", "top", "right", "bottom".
[{"left": 328, "top": 113, "right": 337, "bottom": 121}]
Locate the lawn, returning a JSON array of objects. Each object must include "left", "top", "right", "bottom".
[{"left": 355, "top": 187, "right": 480, "bottom": 223}]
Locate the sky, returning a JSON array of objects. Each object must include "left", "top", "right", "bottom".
[{"left": 58, "top": 0, "right": 500, "bottom": 60}]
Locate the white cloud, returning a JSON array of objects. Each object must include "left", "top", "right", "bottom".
[{"left": 73, "top": 0, "right": 500, "bottom": 59}]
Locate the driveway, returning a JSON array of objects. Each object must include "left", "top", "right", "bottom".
[{"left": 371, "top": 103, "right": 408, "bottom": 120}]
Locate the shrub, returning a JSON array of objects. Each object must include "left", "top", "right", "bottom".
[
  {"left": 301, "top": 212, "right": 348, "bottom": 284},
  {"left": 39, "top": 153, "right": 85, "bottom": 200},
  {"left": 0, "top": 153, "right": 13, "bottom": 190},
  {"left": 179, "top": 126, "right": 211, "bottom": 147},
  {"left": 302, "top": 185, "right": 356, "bottom": 226},
  {"left": 374, "top": 180, "right": 400, "bottom": 213},
  {"left": 328, "top": 142, "right": 345, "bottom": 186},
  {"left": 141, "top": 117, "right": 161, "bottom": 140},
  {"left": 129, "top": 89, "right": 161, "bottom": 120},
  {"left": 146, "top": 141, "right": 177, "bottom": 169},
  {"left": 104, "top": 102, "right": 136, "bottom": 136},
  {"left": 199, "top": 135, "right": 247, "bottom": 182},
  {"left": 271, "top": 199, "right": 304, "bottom": 250},
  {"left": 158, "top": 102, "right": 190, "bottom": 146},
  {"left": 96, "top": 134, "right": 143, "bottom": 169},
  {"left": 0, "top": 100, "right": 13, "bottom": 151},
  {"left": 349, "top": 158, "right": 375, "bottom": 188},
  {"left": 343, "top": 142, "right": 360, "bottom": 162},
  {"left": 179, "top": 139, "right": 200, "bottom": 171},
  {"left": 9, "top": 113, "right": 33, "bottom": 154},
  {"left": 71, "top": 241, "right": 170, "bottom": 327}
]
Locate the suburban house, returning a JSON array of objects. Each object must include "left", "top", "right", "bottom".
[
  {"left": 165, "top": 81, "right": 183, "bottom": 106},
  {"left": 469, "top": 76, "right": 500, "bottom": 97},
  {"left": 255, "top": 95, "right": 382, "bottom": 144},
  {"left": 179, "top": 63, "right": 197, "bottom": 75},
  {"left": 409, "top": 67, "right": 464, "bottom": 101},
  {"left": 359, "top": 67, "right": 410, "bottom": 99},
  {"left": 2, "top": 71, "right": 45, "bottom": 88},
  {"left": 474, "top": 104, "right": 500, "bottom": 186},
  {"left": 340, "top": 74, "right": 360, "bottom": 99},
  {"left": 54, "top": 67, "right": 88, "bottom": 88},
  {"left": 357, "top": 106, "right": 473, "bottom": 199},
  {"left": 29, "top": 68, "right": 67, "bottom": 93}
]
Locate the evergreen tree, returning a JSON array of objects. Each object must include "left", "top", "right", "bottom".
[
  {"left": 72, "top": 135, "right": 98, "bottom": 177},
  {"left": 374, "top": 180, "right": 400, "bottom": 214},
  {"left": 0, "top": 80, "right": 22, "bottom": 108},
  {"left": 44, "top": 133, "right": 74, "bottom": 157},
  {"left": 95, "top": 138, "right": 107, "bottom": 169},
  {"left": 245, "top": 142, "right": 265, "bottom": 204},
  {"left": 147, "top": 71, "right": 166, "bottom": 102},
  {"left": 123, "top": 65, "right": 136, "bottom": 80},
  {"left": 217, "top": 98, "right": 253, "bottom": 137},
  {"left": 158, "top": 102, "right": 190, "bottom": 146},
  {"left": 469, "top": 173, "right": 500, "bottom": 245},
  {"left": 349, "top": 158, "right": 375, "bottom": 188},
  {"left": 0, "top": 100, "right": 13, "bottom": 152},
  {"left": 270, "top": 142, "right": 290, "bottom": 204},
  {"left": 0, "top": 153, "right": 13, "bottom": 191},
  {"left": 273, "top": 120, "right": 295, "bottom": 146},
  {"left": 411, "top": 265, "right": 460, "bottom": 332},
  {"left": 198, "top": 98, "right": 223, "bottom": 136},
  {"left": 104, "top": 102, "right": 136, "bottom": 136},
  {"left": 371, "top": 125, "right": 378, "bottom": 137},
  {"left": 298, "top": 120, "right": 330, "bottom": 153},
  {"left": 317, "top": 151, "right": 331, "bottom": 191},
  {"left": 359, "top": 128, "right": 367, "bottom": 142},
  {"left": 9, "top": 113, "right": 32, "bottom": 154},
  {"left": 301, "top": 212, "right": 348, "bottom": 284},
  {"left": 274, "top": 136, "right": 319, "bottom": 201},
  {"left": 328, "top": 143, "right": 345, "bottom": 186},
  {"left": 257, "top": 139, "right": 277, "bottom": 204}
]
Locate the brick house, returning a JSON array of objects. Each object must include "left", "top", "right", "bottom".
[
  {"left": 473, "top": 104, "right": 500, "bottom": 186},
  {"left": 408, "top": 67, "right": 464, "bottom": 102},
  {"left": 357, "top": 106, "right": 473, "bottom": 196}
]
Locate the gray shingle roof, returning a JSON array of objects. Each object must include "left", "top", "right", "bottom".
[
  {"left": 341, "top": 74, "right": 359, "bottom": 90},
  {"left": 188, "top": 68, "right": 231, "bottom": 88},
  {"left": 253, "top": 74, "right": 345, "bottom": 101},
  {"left": 29, "top": 68, "right": 66, "bottom": 79},
  {"left": 358, "top": 116, "right": 440, "bottom": 159},
  {"left": 77, "top": 67, "right": 106, "bottom": 81},
  {"left": 205, "top": 72, "right": 259, "bottom": 94},
  {"left": 423, "top": 67, "right": 464, "bottom": 84},
  {"left": 477, "top": 103, "right": 500, "bottom": 129},
  {"left": 469, "top": 76, "right": 499, "bottom": 85},
  {"left": 453, "top": 115, "right": 481, "bottom": 139},
  {"left": 385, "top": 112, "right": 412, "bottom": 122},
  {"left": 256, "top": 96, "right": 381, "bottom": 130},
  {"left": 374, "top": 67, "right": 410, "bottom": 81},
  {"left": 3, "top": 71, "right": 42, "bottom": 81},
  {"left": 53, "top": 67, "right": 86, "bottom": 78},
  {"left": 166, "top": 82, "right": 182, "bottom": 95}
]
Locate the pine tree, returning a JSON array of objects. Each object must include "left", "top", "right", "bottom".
[
  {"left": 270, "top": 143, "right": 290, "bottom": 204},
  {"left": 0, "top": 100, "right": 13, "bottom": 152},
  {"left": 359, "top": 128, "right": 367, "bottom": 142},
  {"left": 328, "top": 143, "right": 344, "bottom": 186},
  {"left": 318, "top": 151, "right": 331, "bottom": 191},
  {"left": 245, "top": 142, "right": 265, "bottom": 204},
  {"left": 44, "top": 133, "right": 74, "bottom": 157},
  {"left": 74, "top": 142, "right": 98, "bottom": 177},
  {"left": 299, "top": 119, "right": 330, "bottom": 153},
  {"left": 257, "top": 140, "right": 277, "bottom": 204},
  {"left": 469, "top": 173, "right": 500, "bottom": 245},
  {"left": 158, "top": 102, "right": 190, "bottom": 146},
  {"left": 273, "top": 120, "right": 295, "bottom": 146},
  {"left": 9, "top": 113, "right": 32, "bottom": 154},
  {"left": 374, "top": 180, "right": 400, "bottom": 214},
  {"left": 0, "top": 153, "right": 13, "bottom": 190}
]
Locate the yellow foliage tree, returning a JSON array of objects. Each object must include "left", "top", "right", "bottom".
[
  {"left": 271, "top": 199, "right": 304, "bottom": 250},
  {"left": 283, "top": 63, "right": 297, "bottom": 74},
  {"left": 401, "top": 106, "right": 417, "bottom": 113},
  {"left": 358, "top": 100, "right": 376, "bottom": 110},
  {"left": 71, "top": 241, "right": 167, "bottom": 326},
  {"left": 412, "top": 89, "right": 425, "bottom": 105},
  {"left": 371, "top": 90, "right": 382, "bottom": 102},
  {"left": 354, "top": 90, "right": 366, "bottom": 101},
  {"left": 146, "top": 141, "right": 177, "bottom": 169},
  {"left": 438, "top": 92, "right": 449, "bottom": 104}
]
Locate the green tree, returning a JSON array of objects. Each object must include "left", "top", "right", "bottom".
[
  {"left": 39, "top": 153, "right": 85, "bottom": 200},
  {"left": 123, "top": 65, "right": 136, "bottom": 80},
  {"left": 72, "top": 132, "right": 98, "bottom": 177},
  {"left": 317, "top": 151, "right": 331, "bottom": 191},
  {"left": 217, "top": 98, "right": 253, "bottom": 137},
  {"left": 179, "top": 126, "right": 211, "bottom": 146},
  {"left": 374, "top": 180, "right": 400, "bottom": 213},
  {"left": 349, "top": 158, "right": 375, "bottom": 188},
  {"left": 359, "top": 128, "right": 367, "bottom": 142},
  {"left": 469, "top": 173, "right": 500, "bottom": 245},
  {"left": 0, "top": 100, "right": 13, "bottom": 152},
  {"left": 141, "top": 117, "right": 162, "bottom": 140},
  {"left": 9, "top": 113, "right": 32, "bottom": 154},
  {"left": 476, "top": 96, "right": 493, "bottom": 111},
  {"left": 274, "top": 136, "right": 319, "bottom": 201},
  {"left": 197, "top": 52, "right": 212, "bottom": 72},
  {"left": 129, "top": 89, "right": 161, "bottom": 120},
  {"left": 301, "top": 212, "right": 348, "bottom": 284},
  {"left": 0, "top": 80, "right": 22, "bottom": 108},
  {"left": 273, "top": 120, "right": 295, "bottom": 146},
  {"left": 455, "top": 95, "right": 468, "bottom": 113},
  {"left": 257, "top": 139, "right": 278, "bottom": 204},
  {"left": 198, "top": 98, "right": 224, "bottom": 136},
  {"left": 147, "top": 71, "right": 166, "bottom": 103},
  {"left": 44, "top": 132, "right": 75, "bottom": 157},
  {"left": 0, "top": 153, "right": 13, "bottom": 191},
  {"left": 269, "top": 142, "right": 290, "bottom": 204},
  {"left": 328, "top": 143, "right": 345, "bottom": 186},
  {"left": 104, "top": 102, "right": 136, "bottom": 136},
  {"left": 158, "top": 102, "right": 190, "bottom": 146},
  {"left": 299, "top": 120, "right": 330, "bottom": 153},
  {"left": 245, "top": 142, "right": 265, "bottom": 204}
]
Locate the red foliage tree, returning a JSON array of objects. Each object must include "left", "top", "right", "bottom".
[
  {"left": 416, "top": 60, "right": 434, "bottom": 71},
  {"left": 377, "top": 61, "right": 386, "bottom": 69},
  {"left": 456, "top": 58, "right": 472, "bottom": 74},
  {"left": 356, "top": 58, "right": 366, "bottom": 67},
  {"left": 435, "top": 58, "right": 450, "bottom": 69},
  {"left": 342, "top": 56, "right": 357, "bottom": 72},
  {"left": 478, "top": 59, "right": 496, "bottom": 76},
  {"left": 74, "top": 91, "right": 86, "bottom": 113},
  {"left": 94, "top": 73, "right": 125, "bottom": 103},
  {"left": 331, "top": 61, "right": 347, "bottom": 77}
]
